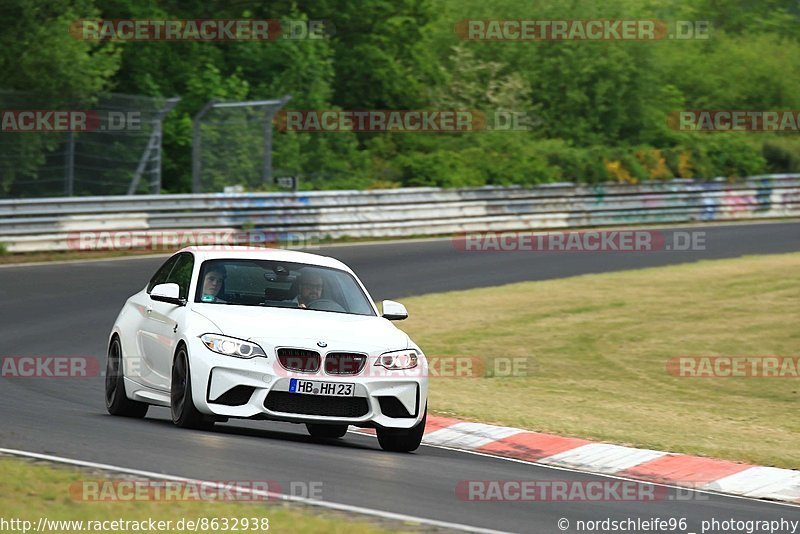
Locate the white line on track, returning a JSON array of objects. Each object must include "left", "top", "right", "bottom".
[{"left": 0, "top": 447, "right": 510, "bottom": 534}]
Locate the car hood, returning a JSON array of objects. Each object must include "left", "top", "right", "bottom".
[{"left": 192, "top": 304, "right": 410, "bottom": 354}]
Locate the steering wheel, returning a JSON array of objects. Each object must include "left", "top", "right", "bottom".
[{"left": 305, "top": 298, "right": 346, "bottom": 312}]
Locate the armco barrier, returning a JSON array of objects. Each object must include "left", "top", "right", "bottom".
[{"left": 1, "top": 175, "right": 799, "bottom": 252}]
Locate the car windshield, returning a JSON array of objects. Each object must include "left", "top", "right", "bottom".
[{"left": 194, "top": 259, "right": 375, "bottom": 316}]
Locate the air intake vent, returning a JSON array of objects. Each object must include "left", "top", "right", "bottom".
[
  {"left": 265, "top": 391, "right": 369, "bottom": 417},
  {"left": 210, "top": 385, "right": 255, "bottom": 406},
  {"left": 377, "top": 396, "right": 414, "bottom": 418}
]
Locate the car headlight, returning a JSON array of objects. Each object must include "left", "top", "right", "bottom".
[
  {"left": 200, "top": 334, "right": 266, "bottom": 359},
  {"left": 374, "top": 349, "right": 419, "bottom": 370}
]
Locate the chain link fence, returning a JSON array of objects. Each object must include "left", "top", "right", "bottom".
[
  {"left": 0, "top": 91, "right": 178, "bottom": 198},
  {"left": 192, "top": 97, "right": 290, "bottom": 193}
]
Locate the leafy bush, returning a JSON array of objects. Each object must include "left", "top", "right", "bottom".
[{"left": 763, "top": 138, "right": 800, "bottom": 173}]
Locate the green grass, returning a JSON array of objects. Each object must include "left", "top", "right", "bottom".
[
  {"left": 401, "top": 253, "right": 800, "bottom": 468},
  {"left": 0, "top": 457, "right": 391, "bottom": 534}
]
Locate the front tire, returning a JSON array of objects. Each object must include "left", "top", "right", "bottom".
[
  {"left": 105, "top": 337, "right": 149, "bottom": 418},
  {"left": 171, "top": 346, "right": 215, "bottom": 430},
  {"left": 306, "top": 423, "right": 348, "bottom": 439},
  {"left": 376, "top": 407, "right": 426, "bottom": 452}
]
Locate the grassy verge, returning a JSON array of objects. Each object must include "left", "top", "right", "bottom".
[
  {"left": 401, "top": 253, "right": 800, "bottom": 468},
  {"left": 0, "top": 457, "right": 390, "bottom": 534}
]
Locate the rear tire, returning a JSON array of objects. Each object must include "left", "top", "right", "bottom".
[
  {"left": 171, "top": 346, "right": 215, "bottom": 430},
  {"left": 105, "top": 337, "right": 149, "bottom": 418},
  {"left": 376, "top": 407, "right": 426, "bottom": 452},
  {"left": 306, "top": 424, "right": 348, "bottom": 439}
]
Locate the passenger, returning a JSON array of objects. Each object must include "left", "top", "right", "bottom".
[{"left": 201, "top": 265, "right": 227, "bottom": 303}]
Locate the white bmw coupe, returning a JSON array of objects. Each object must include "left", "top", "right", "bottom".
[{"left": 106, "top": 246, "right": 428, "bottom": 452}]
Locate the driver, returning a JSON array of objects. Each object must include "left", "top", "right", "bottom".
[
  {"left": 201, "top": 264, "right": 227, "bottom": 303},
  {"left": 295, "top": 272, "right": 323, "bottom": 309}
]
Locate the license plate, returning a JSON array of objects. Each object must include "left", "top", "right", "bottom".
[{"left": 289, "top": 378, "right": 354, "bottom": 396}]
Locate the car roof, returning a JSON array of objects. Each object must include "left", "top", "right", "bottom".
[{"left": 178, "top": 246, "right": 353, "bottom": 273}]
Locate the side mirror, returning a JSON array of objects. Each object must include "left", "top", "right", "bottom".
[
  {"left": 150, "top": 283, "right": 186, "bottom": 306},
  {"left": 382, "top": 300, "right": 408, "bottom": 321}
]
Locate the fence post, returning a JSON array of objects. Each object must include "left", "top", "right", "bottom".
[
  {"left": 64, "top": 132, "right": 75, "bottom": 196},
  {"left": 127, "top": 97, "right": 180, "bottom": 195},
  {"left": 262, "top": 95, "right": 291, "bottom": 186},
  {"left": 192, "top": 99, "right": 219, "bottom": 193},
  {"left": 149, "top": 119, "right": 163, "bottom": 194}
]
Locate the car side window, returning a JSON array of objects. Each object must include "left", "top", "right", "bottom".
[
  {"left": 166, "top": 253, "right": 195, "bottom": 299},
  {"left": 147, "top": 255, "right": 180, "bottom": 293}
]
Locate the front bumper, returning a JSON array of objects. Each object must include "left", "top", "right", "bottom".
[{"left": 187, "top": 336, "right": 428, "bottom": 429}]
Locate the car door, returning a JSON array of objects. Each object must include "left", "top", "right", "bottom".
[
  {"left": 128, "top": 254, "right": 179, "bottom": 389},
  {"left": 139, "top": 252, "right": 194, "bottom": 391}
]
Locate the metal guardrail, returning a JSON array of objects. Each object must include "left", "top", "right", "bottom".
[{"left": 1, "top": 175, "right": 799, "bottom": 252}]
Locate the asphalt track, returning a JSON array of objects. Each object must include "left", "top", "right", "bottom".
[{"left": 1, "top": 221, "right": 799, "bottom": 533}]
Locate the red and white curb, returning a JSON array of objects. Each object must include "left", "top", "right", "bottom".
[{"left": 353, "top": 416, "right": 800, "bottom": 504}]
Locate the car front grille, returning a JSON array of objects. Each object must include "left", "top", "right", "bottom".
[
  {"left": 324, "top": 352, "right": 367, "bottom": 375},
  {"left": 264, "top": 391, "right": 369, "bottom": 418},
  {"left": 277, "top": 348, "right": 321, "bottom": 373}
]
